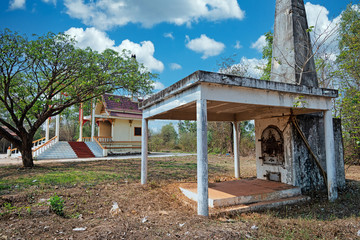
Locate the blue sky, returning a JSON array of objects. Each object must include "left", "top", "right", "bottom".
[
  {"left": 0, "top": 0, "right": 351, "bottom": 92},
  {"left": 0, "top": 0, "right": 353, "bottom": 132}
]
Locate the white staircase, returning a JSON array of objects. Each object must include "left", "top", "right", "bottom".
[
  {"left": 86, "top": 142, "right": 103, "bottom": 157},
  {"left": 36, "top": 142, "right": 77, "bottom": 160},
  {"left": 35, "top": 141, "right": 104, "bottom": 160}
]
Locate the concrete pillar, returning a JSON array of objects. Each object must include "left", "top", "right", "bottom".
[
  {"left": 45, "top": 118, "right": 50, "bottom": 142},
  {"left": 141, "top": 118, "right": 148, "bottom": 185},
  {"left": 79, "top": 103, "right": 83, "bottom": 141},
  {"left": 324, "top": 110, "right": 338, "bottom": 201},
  {"left": 55, "top": 114, "right": 60, "bottom": 141},
  {"left": 233, "top": 122, "right": 240, "bottom": 178},
  {"left": 55, "top": 94, "right": 60, "bottom": 142},
  {"left": 91, "top": 100, "right": 96, "bottom": 141},
  {"left": 196, "top": 99, "right": 208, "bottom": 216}
]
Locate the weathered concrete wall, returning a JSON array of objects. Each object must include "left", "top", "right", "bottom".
[
  {"left": 255, "top": 117, "right": 294, "bottom": 185},
  {"left": 292, "top": 113, "right": 326, "bottom": 192},
  {"left": 292, "top": 114, "right": 345, "bottom": 192},
  {"left": 271, "top": 0, "right": 318, "bottom": 87},
  {"left": 333, "top": 118, "right": 346, "bottom": 189},
  {"left": 255, "top": 113, "right": 345, "bottom": 193}
]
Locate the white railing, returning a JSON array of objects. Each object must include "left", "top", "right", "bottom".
[
  {"left": 32, "top": 136, "right": 58, "bottom": 158},
  {"left": 10, "top": 137, "right": 48, "bottom": 157},
  {"left": 78, "top": 137, "right": 92, "bottom": 142},
  {"left": 32, "top": 137, "right": 47, "bottom": 149}
]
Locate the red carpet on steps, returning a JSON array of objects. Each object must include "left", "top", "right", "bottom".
[{"left": 68, "top": 142, "right": 95, "bottom": 158}]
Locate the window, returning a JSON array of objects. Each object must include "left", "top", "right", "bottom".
[{"left": 134, "top": 127, "right": 141, "bottom": 136}]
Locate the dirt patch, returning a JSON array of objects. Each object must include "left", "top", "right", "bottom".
[{"left": 0, "top": 156, "right": 359, "bottom": 239}]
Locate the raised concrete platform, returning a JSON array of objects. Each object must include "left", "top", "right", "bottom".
[{"left": 180, "top": 179, "right": 306, "bottom": 208}]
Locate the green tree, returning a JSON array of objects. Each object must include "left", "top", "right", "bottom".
[
  {"left": 0, "top": 29, "right": 154, "bottom": 167},
  {"left": 178, "top": 120, "right": 197, "bottom": 152},
  {"left": 260, "top": 31, "right": 273, "bottom": 81},
  {"left": 160, "top": 123, "right": 178, "bottom": 149},
  {"left": 336, "top": 4, "right": 360, "bottom": 163}
]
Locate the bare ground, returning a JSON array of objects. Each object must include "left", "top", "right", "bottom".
[{"left": 0, "top": 155, "right": 359, "bottom": 239}]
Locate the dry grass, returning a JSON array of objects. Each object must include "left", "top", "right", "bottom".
[{"left": 0, "top": 155, "right": 359, "bottom": 239}]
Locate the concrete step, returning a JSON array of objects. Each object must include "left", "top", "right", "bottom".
[
  {"left": 36, "top": 142, "right": 77, "bottom": 160},
  {"left": 86, "top": 142, "right": 103, "bottom": 157},
  {"left": 210, "top": 195, "right": 310, "bottom": 217},
  {"left": 68, "top": 142, "right": 95, "bottom": 158},
  {"left": 180, "top": 179, "right": 303, "bottom": 208}
]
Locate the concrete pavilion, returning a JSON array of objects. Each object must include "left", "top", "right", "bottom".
[{"left": 139, "top": 70, "right": 339, "bottom": 216}]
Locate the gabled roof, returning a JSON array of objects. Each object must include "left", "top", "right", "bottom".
[{"left": 99, "top": 94, "right": 142, "bottom": 119}]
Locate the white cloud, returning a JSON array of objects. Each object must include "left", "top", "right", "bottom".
[
  {"left": 251, "top": 35, "right": 266, "bottom": 53},
  {"left": 152, "top": 81, "right": 165, "bottom": 91},
  {"left": 42, "top": 0, "right": 56, "bottom": 5},
  {"left": 220, "top": 57, "right": 265, "bottom": 79},
  {"left": 170, "top": 63, "right": 182, "bottom": 70},
  {"left": 65, "top": 27, "right": 114, "bottom": 52},
  {"left": 65, "top": 27, "right": 164, "bottom": 72},
  {"left": 240, "top": 57, "right": 266, "bottom": 79},
  {"left": 164, "top": 32, "right": 174, "bottom": 40},
  {"left": 234, "top": 40, "right": 242, "bottom": 49},
  {"left": 9, "top": 0, "right": 25, "bottom": 10},
  {"left": 305, "top": 2, "right": 341, "bottom": 57},
  {"left": 64, "top": 0, "right": 245, "bottom": 30},
  {"left": 186, "top": 34, "right": 225, "bottom": 59}
]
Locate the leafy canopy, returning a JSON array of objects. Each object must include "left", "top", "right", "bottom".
[
  {"left": 0, "top": 28, "right": 155, "bottom": 166},
  {"left": 336, "top": 4, "right": 360, "bottom": 163}
]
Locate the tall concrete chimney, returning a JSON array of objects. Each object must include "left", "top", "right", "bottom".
[{"left": 271, "top": 0, "right": 318, "bottom": 87}]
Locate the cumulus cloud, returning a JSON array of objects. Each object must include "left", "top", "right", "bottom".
[
  {"left": 170, "top": 63, "right": 182, "bottom": 70},
  {"left": 186, "top": 34, "right": 225, "bottom": 59},
  {"left": 65, "top": 27, "right": 114, "bottom": 52},
  {"left": 65, "top": 27, "right": 164, "bottom": 72},
  {"left": 251, "top": 35, "right": 266, "bottom": 53},
  {"left": 9, "top": 0, "right": 25, "bottom": 10},
  {"left": 240, "top": 57, "right": 266, "bottom": 78},
  {"left": 64, "top": 0, "right": 245, "bottom": 30},
  {"left": 305, "top": 2, "right": 341, "bottom": 57},
  {"left": 234, "top": 40, "right": 242, "bottom": 49},
  {"left": 152, "top": 81, "right": 165, "bottom": 91},
  {"left": 164, "top": 32, "right": 174, "bottom": 40},
  {"left": 222, "top": 57, "right": 265, "bottom": 79}
]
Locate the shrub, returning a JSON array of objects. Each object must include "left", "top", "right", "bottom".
[{"left": 48, "top": 194, "right": 65, "bottom": 216}]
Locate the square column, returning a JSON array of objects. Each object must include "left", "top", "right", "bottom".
[
  {"left": 55, "top": 94, "right": 60, "bottom": 142},
  {"left": 55, "top": 114, "right": 60, "bottom": 141},
  {"left": 45, "top": 118, "right": 50, "bottom": 142},
  {"left": 324, "top": 110, "right": 338, "bottom": 201},
  {"left": 91, "top": 100, "right": 96, "bottom": 141},
  {"left": 141, "top": 118, "right": 148, "bottom": 185},
  {"left": 197, "top": 99, "right": 208, "bottom": 216},
  {"left": 233, "top": 122, "right": 240, "bottom": 178}
]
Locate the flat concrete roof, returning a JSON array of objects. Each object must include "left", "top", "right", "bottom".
[
  {"left": 140, "top": 71, "right": 338, "bottom": 122},
  {"left": 140, "top": 71, "right": 338, "bottom": 109}
]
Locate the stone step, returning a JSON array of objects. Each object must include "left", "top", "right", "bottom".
[
  {"left": 68, "top": 142, "right": 95, "bottom": 158},
  {"left": 36, "top": 142, "right": 77, "bottom": 160},
  {"left": 86, "top": 142, "right": 103, "bottom": 157},
  {"left": 210, "top": 195, "right": 310, "bottom": 217},
  {"left": 180, "top": 179, "right": 303, "bottom": 208}
]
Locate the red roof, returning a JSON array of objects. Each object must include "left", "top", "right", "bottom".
[
  {"left": 110, "top": 112, "right": 142, "bottom": 119},
  {"left": 102, "top": 94, "right": 142, "bottom": 114}
]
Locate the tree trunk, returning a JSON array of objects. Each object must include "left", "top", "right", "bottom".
[{"left": 21, "top": 137, "right": 34, "bottom": 168}]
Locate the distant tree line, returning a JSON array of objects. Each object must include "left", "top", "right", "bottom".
[{"left": 149, "top": 120, "right": 255, "bottom": 156}]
